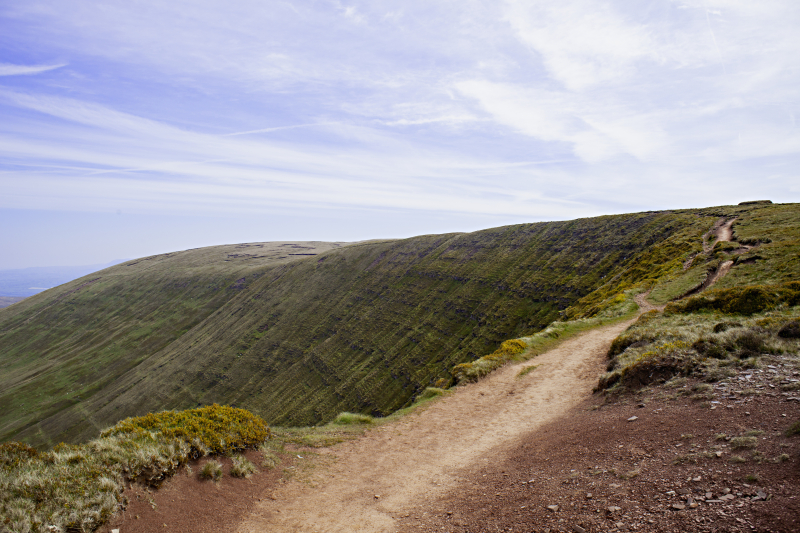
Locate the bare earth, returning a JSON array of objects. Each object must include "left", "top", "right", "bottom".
[{"left": 236, "top": 320, "right": 635, "bottom": 533}]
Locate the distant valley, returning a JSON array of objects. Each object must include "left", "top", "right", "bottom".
[{"left": 0, "top": 261, "right": 128, "bottom": 298}]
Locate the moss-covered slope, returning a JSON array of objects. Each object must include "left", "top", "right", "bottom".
[{"left": 1, "top": 204, "right": 797, "bottom": 447}]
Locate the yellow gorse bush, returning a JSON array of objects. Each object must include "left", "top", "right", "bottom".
[
  {"left": 453, "top": 339, "right": 528, "bottom": 382},
  {"left": 101, "top": 404, "right": 271, "bottom": 455}
]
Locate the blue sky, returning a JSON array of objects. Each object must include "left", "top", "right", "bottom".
[{"left": 1, "top": 0, "right": 798, "bottom": 269}]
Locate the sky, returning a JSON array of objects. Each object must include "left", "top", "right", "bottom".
[{"left": 1, "top": 0, "right": 799, "bottom": 269}]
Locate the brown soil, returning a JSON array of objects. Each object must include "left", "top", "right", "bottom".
[
  {"left": 100, "top": 300, "right": 800, "bottom": 533},
  {"left": 98, "top": 450, "right": 289, "bottom": 533},
  {"left": 396, "top": 376, "right": 800, "bottom": 533}
]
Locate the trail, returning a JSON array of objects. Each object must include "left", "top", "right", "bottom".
[
  {"left": 237, "top": 318, "right": 638, "bottom": 533},
  {"left": 683, "top": 217, "right": 737, "bottom": 298}
]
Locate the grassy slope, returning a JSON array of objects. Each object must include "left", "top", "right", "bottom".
[
  {"left": 3, "top": 205, "right": 795, "bottom": 448},
  {"left": 598, "top": 202, "right": 800, "bottom": 390},
  {"left": 0, "top": 242, "right": 346, "bottom": 446}
]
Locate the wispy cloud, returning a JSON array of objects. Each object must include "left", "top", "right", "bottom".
[
  {"left": 0, "top": 62, "right": 66, "bottom": 76},
  {"left": 0, "top": 0, "right": 797, "bottom": 242}
]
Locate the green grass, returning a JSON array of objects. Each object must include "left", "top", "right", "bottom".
[
  {"left": 2, "top": 203, "right": 798, "bottom": 448},
  {"left": 331, "top": 412, "right": 374, "bottom": 426},
  {"left": 517, "top": 365, "right": 539, "bottom": 378},
  {"left": 648, "top": 264, "right": 709, "bottom": 305}
]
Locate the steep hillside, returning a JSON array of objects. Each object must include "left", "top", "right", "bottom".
[
  {"left": 1, "top": 204, "right": 797, "bottom": 448},
  {"left": 0, "top": 242, "right": 346, "bottom": 446}
]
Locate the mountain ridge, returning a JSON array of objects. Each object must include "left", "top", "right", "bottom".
[{"left": 1, "top": 203, "right": 797, "bottom": 448}]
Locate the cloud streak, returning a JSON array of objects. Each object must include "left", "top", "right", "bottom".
[
  {"left": 0, "top": 63, "right": 66, "bottom": 76},
  {"left": 0, "top": 0, "right": 797, "bottom": 230}
]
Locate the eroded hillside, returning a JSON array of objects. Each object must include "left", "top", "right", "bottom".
[{"left": 1, "top": 203, "right": 797, "bottom": 448}]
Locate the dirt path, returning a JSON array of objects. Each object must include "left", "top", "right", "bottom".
[
  {"left": 702, "top": 217, "right": 735, "bottom": 253},
  {"left": 236, "top": 318, "right": 637, "bottom": 533}
]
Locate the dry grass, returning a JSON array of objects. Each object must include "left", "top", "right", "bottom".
[
  {"left": 0, "top": 405, "right": 270, "bottom": 533},
  {"left": 230, "top": 456, "right": 258, "bottom": 478},
  {"left": 730, "top": 436, "right": 759, "bottom": 449},
  {"left": 200, "top": 460, "right": 223, "bottom": 481},
  {"left": 598, "top": 306, "right": 800, "bottom": 392}
]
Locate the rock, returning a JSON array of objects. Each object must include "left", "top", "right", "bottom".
[
  {"left": 720, "top": 494, "right": 735, "bottom": 501},
  {"left": 573, "top": 525, "right": 587, "bottom": 533},
  {"left": 705, "top": 492, "right": 713, "bottom": 499},
  {"left": 374, "top": 494, "right": 381, "bottom": 499},
  {"left": 547, "top": 505, "right": 560, "bottom": 512},
  {"left": 690, "top": 503, "right": 699, "bottom": 509},
  {"left": 586, "top": 493, "right": 593, "bottom": 499},
  {"left": 678, "top": 488, "right": 690, "bottom": 495},
  {"left": 692, "top": 476, "right": 702, "bottom": 481},
  {"left": 607, "top": 506, "right": 622, "bottom": 513},
  {"left": 627, "top": 416, "right": 639, "bottom": 421},
  {"left": 706, "top": 500, "right": 723, "bottom": 503},
  {"left": 672, "top": 503, "right": 686, "bottom": 510}
]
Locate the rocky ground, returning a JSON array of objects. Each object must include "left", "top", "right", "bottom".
[{"left": 397, "top": 360, "right": 800, "bottom": 533}]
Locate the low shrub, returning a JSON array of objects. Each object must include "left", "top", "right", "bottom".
[
  {"left": 331, "top": 412, "right": 374, "bottom": 425},
  {"left": 102, "top": 404, "right": 271, "bottom": 455},
  {"left": 733, "top": 330, "right": 768, "bottom": 358},
  {"left": 778, "top": 321, "right": 800, "bottom": 339},
  {"left": 230, "top": 456, "right": 258, "bottom": 478},
  {"left": 608, "top": 335, "right": 653, "bottom": 358},
  {"left": 200, "top": 460, "right": 223, "bottom": 481},
  {"left": 665, "top": 283, "right": 800, "bottom": 316},
  {"left": 692, "top": 337, "right": 727, "bottom": 359},
  {"left": 713, "top": 321, "right": 742, "bottom": 333}
]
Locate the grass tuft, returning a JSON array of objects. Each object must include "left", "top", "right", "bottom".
[
  {"left": 200, "top": 460, "right": 223, "bottom": 481},
  {"left": 331, "top": 412, "right": 375, "bottom": 426},
  {"left": 517, "top": 365, "right": 539, "bottom": 378},
  {"left": 730, "top": 436, "right": 759, "bottom": 449},
  {"left": 416, "top": 387, "right": 447, "bottom": 401},
  {"left": 230, "top": 456, "right": 258, "bottom": 478}
]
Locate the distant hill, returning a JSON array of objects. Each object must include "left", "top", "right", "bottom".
[
  {"left": 0, "top": 296, "right": 25, "bottom": 309},
  {"left": 0, "top": 261, "right": 128, "bottom": 297},
  {"left": 1, "top": 204, "right": 797, "bottom": 448}
]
